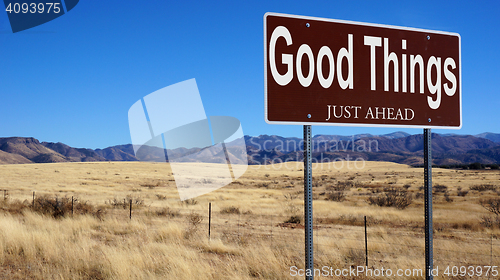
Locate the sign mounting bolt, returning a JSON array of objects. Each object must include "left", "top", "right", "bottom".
[
  {"left": 428, "top": 118, "right": 432, "bottom": 122},
  {"left": 306, "top": 23, "right": 310, "bottom": 27},
  {"left": 307, "top": 114, "right": 311, "bottom": 118}
]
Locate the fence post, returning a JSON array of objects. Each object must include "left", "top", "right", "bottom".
[
  {"left": 270, "top": 214, "right": 273, "bottom": 247},
  {"left": 3, "top": 190, "right": 6, "bottom": 200},
  {"left": 238, "top": 212, "right": 241, "bottom": 242},
  {"left": 365, "top": 216, "right": 368, "bottom": 267},
  {"left": 71, "top": 196, "right": 74, "bottom": 217},
  {"left": 208, "top": 202, "right": 212, "bottom": 241},
  {"left": 129, "top": 199, "right": 132, "bottom": 220},
  {"left": 32, "top": 191, "right": 35, "bottom": 208},
  {"left": 490, "top": 233, "right": 493, "bottom": 280}
]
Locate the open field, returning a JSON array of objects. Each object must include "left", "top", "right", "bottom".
[{"left": 0, "top": 161, "right": 500, "bottom": 279}]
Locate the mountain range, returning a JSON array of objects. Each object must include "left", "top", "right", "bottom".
[{"left": 0, "top": 132, "right": 499, "bottom": 166}]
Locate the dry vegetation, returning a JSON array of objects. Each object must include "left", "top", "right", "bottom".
[{"left": 0, "top": 161, "right": 499, "bottom": 279}]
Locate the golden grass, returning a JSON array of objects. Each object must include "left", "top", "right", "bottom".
[{"left": 0, "top": 161, "right": 499, "bottom": 279}]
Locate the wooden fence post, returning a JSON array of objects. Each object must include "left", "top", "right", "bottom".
[{"left": 129, "top": 199, "right": 132, "bottom": 220}]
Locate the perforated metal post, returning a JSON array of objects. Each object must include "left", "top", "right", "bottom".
[
  {"left": 208, "top": 202, "right": 212, "bottom": 241},
  {"left": 424, "top": 128, "right": 433, "bottom": 280},
  {"left": 303, "top": 125, "right": 314, "bottom": 280}
]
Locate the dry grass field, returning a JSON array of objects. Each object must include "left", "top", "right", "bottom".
[{"left": 0, "top": 161, "right": 499, "bottom": 279}]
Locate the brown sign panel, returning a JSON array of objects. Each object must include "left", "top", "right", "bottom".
[{"left": 264, "top": 13, "right": 461, "bottom": 129}]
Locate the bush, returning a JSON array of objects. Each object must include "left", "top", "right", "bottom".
[
  {"left": 367, "top": 187, "right": 413, "bottom": 209},
  {"left": 343, "top": 249, "right": 365, "bottom": 265},
  {"left": 220, "top": 206, "right": 240, "bottom": 214},
  {"left": 434, "top": 184, "right": 448, "bottom": 193},
  {"left": 336, "top": 180, "right": 355, "bottom": 190},
  {"left": 184, "top": 212, "right": 203, "bottom": 239},
  {"left": 444, "top": 192, "right": 453, "bottom": 203},
  {"left": 457, "top": 190, "right": 469, "bottom": 197},
  {"left": 33, "top": 195, "right": 93, "bottom": 218},
  {"left": 480, "top": 198, "right": 500, "bottom": 216},
  {"left": 471, "top": 184, "right": 497, "bottom": 192},
  {"left": 107, "top": 196, "right": 144, "bottom": 209},
  {"left": 284, "top": 215, "right": 301, "bottom": 224},
  {"left": 181, "top": 198, "right": 198, "bottom": 206},
  {"left": 156, "top": 207, "right": 180, "bottom": 217},
  {"left": 155, "top": 194, "right": 167, "bottom": 200},
  {"left": 480, "top": 215, "right": 500, "bottom": 228},
  {"left": 325, "top": 191, "right": 346, "bottom": 202}
]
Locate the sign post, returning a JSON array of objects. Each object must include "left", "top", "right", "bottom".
[
  {"left": 303, "top": 125, "right": 313, "bottom": 280},
  {"left": 424, "top": 128, "right": 433, "bottom": 279},
  {"left": 264, "top": 13, "right": 461, "bottom": 279}
]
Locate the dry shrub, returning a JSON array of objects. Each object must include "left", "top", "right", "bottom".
[
  {"left": 316, "top": 214, "right": 365, "bottom": 226},
  {"left": 480, "top": 215, "right": 500, "bottom": 228},
  {"left": 479, "top": 198, "right": 500, "bottom": 216},
  {"left": 444, "top": 191, "right": 453, "bottom": 203},
  {"left": 283, "top": 193, "right": 300, "bottom": 215},
  {"left": 343, "top": 248, "right": 365, "bottom": 266},
  {"left": 367, "top": 187, "right": 413, "bottom": 209},
  {"left": 457, "top": 190, "right": 469, "bottom": 197},
  {"left": 284, "top": 215, "right": 301, "bottom": 224},
  {"left": 434, "top": 184, "right": 448, "bottom": 193},
  {"left": 156, "top": 206, "right": 180, "bottom": 218},
  {"left": 471, "top": 184, "right": 497, "bottom": 192},
  {"left": 184, "top": 212, "right": 203, "bottom": 239},
  {"left": 32, "top": 195, "right": 93, "bottom": 218},
  {"left": 220, "top": 206, "right": 240, "bottom": 215},
  {"left": 325, "top": 191, "right": 346, "bottom": 202},
  {"left": 328, "top": 180, "right": 354, "bottom": 191},
  {"left": 0, "top": 199, "right": 30, "bottom": 215},
  {"left": 106, "top": 196, "right": 144, "bottom": 209},
  {"left": 181, "top": 198, "right": 198, "bottom": 206},
  {"left": 155, "top": 194, "right": 167, "bottom": 200}
]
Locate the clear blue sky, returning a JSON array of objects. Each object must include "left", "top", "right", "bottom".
[{"left": 1, "top": 0, "right": 498, "bottom": 149}]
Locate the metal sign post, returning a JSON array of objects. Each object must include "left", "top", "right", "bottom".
[
  {"left": 303, "top": 125, "right": 313, "bottom": 280},
  {"left": 424, "top": 128, "right": 433, "bottom": 279}
]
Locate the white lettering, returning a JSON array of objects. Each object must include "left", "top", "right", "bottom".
[
  {"left": 338, "top": 34, "right": 354, "bottom": 89},
  {"left": 269, "top": 26, "right": 293, "bottom": 86},
  {"left": 384, "top": 38, "right": 399, "bottom": 92},
  {"left": 317, "top": 46, "right": 335, "bottom": 88},
  {"left": 296, "top": 44, "right": 314, "bottom": 87},
  {"left": 443, "top": 57, "right": 457, "bottom": 96},
  {"left": 427, "top": 56, "right": 442, "bottom": 109},
  {"left": 364, "top": 36, "right": 382, "bottom": 90}
]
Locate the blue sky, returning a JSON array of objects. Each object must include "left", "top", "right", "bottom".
[{"left": 0, "top": 0, "right": 499, "bottom": 149}]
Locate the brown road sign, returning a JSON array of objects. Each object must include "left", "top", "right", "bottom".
[{"left": 264, "top": 13, "right": 461, "bottom": 129}]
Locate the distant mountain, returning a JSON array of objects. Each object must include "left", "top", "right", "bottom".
[
  {"left": 464, "top": 145, "right": 500, "bottom": 163},
  {"left": 476, "top": 132, "right": 500, "bottom": 143},
  {"left": 94, "top": 145, "right": 138, "bottom": 161},
  {"left": 0, "top": 132, "right": 498, "bottom": 166},
  {"left": 243, "top": 133, "right": 499, "bottom": 166},
  {"left": 41, "top": 142, "right": 105, "bottom": 162},
  {"left": 0, "top": 137, "right": 66, "bottom": 163}
]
